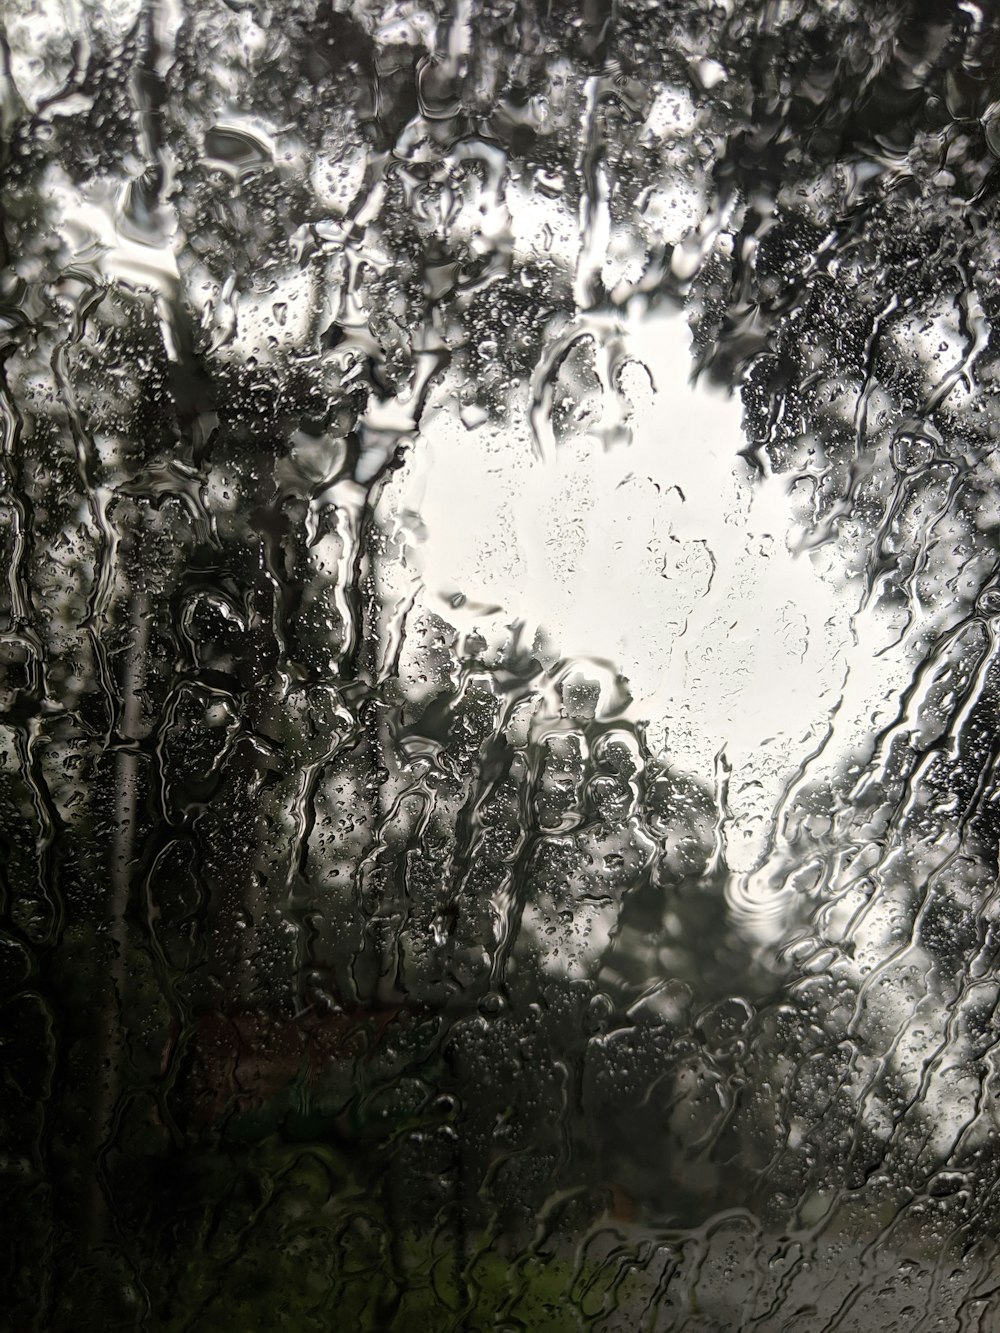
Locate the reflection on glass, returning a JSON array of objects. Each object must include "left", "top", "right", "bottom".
[{"left": 2, "top": 1, "right": 1000, "bottom": 1328}]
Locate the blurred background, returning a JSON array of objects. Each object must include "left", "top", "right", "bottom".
[{"left": 3, "top": 0, "right": 1000, "bottom": 1327}]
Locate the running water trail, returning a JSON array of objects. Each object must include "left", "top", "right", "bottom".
[{"left": 3, "top": 2, "right": 1000, "bottom": 1327}]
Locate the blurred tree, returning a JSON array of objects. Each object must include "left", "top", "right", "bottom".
[{"left": 4, "top": 0, "right": 1000, "bottom": 1328}]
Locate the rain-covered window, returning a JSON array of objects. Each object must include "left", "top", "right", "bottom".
[{"left": 3, "top": 1, "right": 1000, "bottom": 1328}]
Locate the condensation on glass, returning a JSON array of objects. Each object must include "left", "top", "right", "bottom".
[{"left": 2, "top": 1, "right": 1000, "bottom": 1329}]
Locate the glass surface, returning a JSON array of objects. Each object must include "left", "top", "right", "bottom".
[{"left": 2, "top": 1, "right": 1000, "bottom": 1328}]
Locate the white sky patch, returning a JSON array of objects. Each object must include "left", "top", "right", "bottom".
[
  {"left": 311, "top": 144, "right": 369, "bottom": 217},
  {"left": 392, "top": 308, "right": 927, "bottom": 875}
]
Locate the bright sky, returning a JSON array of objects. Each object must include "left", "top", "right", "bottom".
[{"left": 393, "top": 307, "right": 925, "bottom": 875}]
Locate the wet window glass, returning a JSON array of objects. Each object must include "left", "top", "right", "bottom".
[{"left": 3, "top": 1, "right": 1000, "bottom": 1328}]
